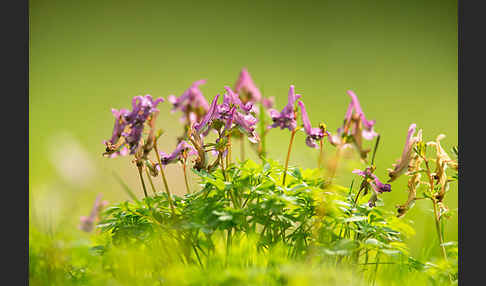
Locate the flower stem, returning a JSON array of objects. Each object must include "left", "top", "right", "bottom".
[
  {"left": 432, "top": 199, "right": 448, "bottom": 260},
  {"left": 282, "top": 129, "right": 297, "bottom": 186},
  {"left": 220, "top": 154, "right": 227, "bottom": 181},
  {"left": 137, "top": 165, "right": 149, "bottom": 198},
  {"left": 153, "top": 140, "right": 175, "bottom": 214},
  {"left": 422, "top": 156, "right": 448, "bottom": 261},
  {"left": 328, "top": 145, "right": 342, "bottom": 181},
  {"left": 318, "top": 139, "right": 324, "bottom": 169},
  {"left": 144, "top": 167, "right": 157, "bottom": 195},
  {"left": 258, "top": 103, "right": 267, "bottom": 160},
  {"left": 370, "top": 135, "right": 381, "bottom": 166},
  {"left": 227, "top": 136, "right": 232, "bottom": 167},
  {"left": 182, "top": 159, "right": 191, "bottom": 194}
]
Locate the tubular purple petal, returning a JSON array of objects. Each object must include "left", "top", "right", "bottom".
[
  {"left": 194, "top": 93, "right": 220, "bottom": 133},
  {"left": 160, "top": 141, "right": 197, "bottom": 165}
]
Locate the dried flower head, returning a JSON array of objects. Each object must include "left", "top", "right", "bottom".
[{"left": 388, "top": 123, "right": 423, "bottom": 182}]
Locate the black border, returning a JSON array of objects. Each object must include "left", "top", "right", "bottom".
[
  {"left": 2, "top": 0, "right": 29, "bottom": 284},
  {"left": 1, "top": 0, "right": 479, "bottom": 284},
  {"left": 458, "top": 0, "right": 485, "bottom": 285}
]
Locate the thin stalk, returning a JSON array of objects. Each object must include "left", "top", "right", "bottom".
[
  {"left": 192, "top": 244, "right": 204, "bottom": 268},
  {"left": 370, "top": 135, "right": 381, "bottom": 166},
  {"left": 433, "top": 200, "right": 448, "bottom": 260},
  {"left": 144, "top": 167, "right": 157, "bottom": 195},
  {"left": 220, "top": 155, "right": 227, "bottom": 181},
  {"left": 371, "top": 253, "right": 380, "bottom": 286},
  {"left": 227, "top": 136, "right": 232, "bottom": 167},
  {"left": 353, "top": 183, "right": 368, "bottom": 207},
  {"left": 225, "top": 228, "right": 232, "bottom": 264},
  {"left": 259, "top": 102, "right": 267, "bottom": 160},
  {"left": 282, "top": 129, "right": 297, "bottom": 186},
  {"left": 137, "top": 165, "right": 149, "bottom": 198},
  {"left": 318, "top": 139, "right": 324, "bottom": 169},
  {"left": 423, "top": 157, "right": 448, "bottom": 261},
  {"left": 153, "top": 140, "right": 175, "bottom": 214},
  {"left": 182, "top": 159, "right": 191, "bottom": 194}
]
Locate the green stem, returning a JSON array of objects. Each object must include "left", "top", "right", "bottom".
[
  {"left": 153, "top": 140, "right": 175, "bottom": 214},
  {"left": 137, "top": 165, "right": 149, "bottom": 198},
  {"left": 282, "top": 129, "right": 297, "bottom": 186},
  {"left": 144, "top": 167, "right": 157, "bottom": 196},
  {"left": 433, "top": 200, "right": 448, "bottom": 261},
  {"left": 259, "top": 103, "right": 266, "bottom": 160}
]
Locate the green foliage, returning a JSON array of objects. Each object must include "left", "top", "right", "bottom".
[{"left": 30, "top": 159, "right": 458, "bottom": 285}]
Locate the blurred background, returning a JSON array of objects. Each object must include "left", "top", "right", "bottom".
[{"left": 30, "top": 0, "right": 457, "bottom": 259}]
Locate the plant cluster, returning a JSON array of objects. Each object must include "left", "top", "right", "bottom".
[{"left": 30, "top": 69, "right": 458, "bottom": 285}]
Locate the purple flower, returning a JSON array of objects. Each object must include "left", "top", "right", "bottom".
[
  {"left": 104, "top": 95, "right": 164, "bottom": 156},
  {"left": 79, "top": 194, "right": 108, "bottom": 232},
  {"left": 234, "top": 112, "right": 259, "bottom": 143},
  {"left": 217, "top": 89, "right": 259, "bottom": 143},
  {"left": 262, "top": 96, "right": 275, "bottom": 109},
  {"left": 297, "top": 100, "right": 326, "bottom": 148},
  {"left": 388, "top": 123, "right": 422, "bottom": 182},
  {"left": 234, "top": 68, "right": 261, "bottom": 103},
  {"left": 123, "top": 95, "right": 164, "bottom": 154},
  {"left": 216, "top": 88, "right": 250, "bottom": 122},
  {"left": 353, "top": 168, "right": 391, "bottom": 207},
  {"left": 328, "top": 91, "right": 377, "bottom": 160},
  {"left": 168, "top": 80, "right": 209, "bottom": 115},
  {"left": 268, "top": 85, "right": 301, "bottom": 131},
  {"left": 159, "top": 140, "right": 197, "bottom": 165},
  {"left": 223, "top": 86, "right": 254, "bottom": 114},
  {"left": 194, "top": 93, "right": 220, "bottom": 133},
  {"left": 107, "top": 108, "right": 130, "bottom": 145},
  {"left": 345, "top": 90, "right": 377, "bottom": 140}
]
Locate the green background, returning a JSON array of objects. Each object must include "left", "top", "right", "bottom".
[{"left": 30, "top": 0, "right": 457, "bottom": 259}]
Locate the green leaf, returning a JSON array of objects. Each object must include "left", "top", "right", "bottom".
[{"left": 343, "top": 216, "right": 368, "bottom": 223}]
